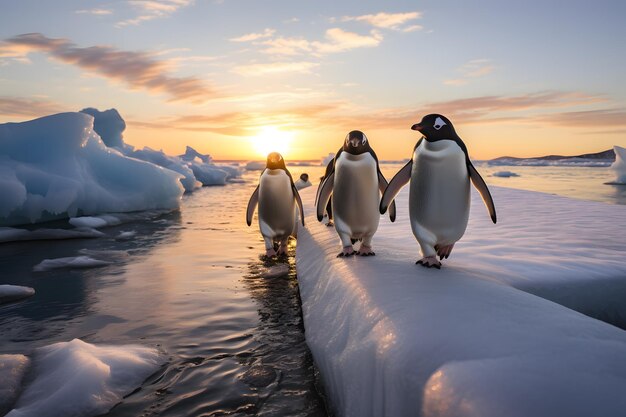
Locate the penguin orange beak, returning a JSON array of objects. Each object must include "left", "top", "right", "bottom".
[{"left": 411, "top": 123, "right": 422, "bottom": 132}]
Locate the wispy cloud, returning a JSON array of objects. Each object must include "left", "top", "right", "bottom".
[
  {"left": 340, "top": 11, "right": 422, "bottom": 32},
  {"left": 117, "top": 0, "right": 193, "bottom": 27},
  {"left": 2, "top": 33, "right": 214, "bottom": 102},
  {"left": 76, "top": 8, "right": 113, "bottom": 15},
  {"left": 536, "top": 109, "right": 626, "bottom": 128},
  {"left": 232, "top": 61, "right": 319, "bottom": 76},
  {"left": 236, "top": 28, "right": 383, "bottom": 57},
  {"left": 230, "top": 28, "right": 275, "bottom": 42},
  {"left": 444, "top": 59, "right": 496, "bottom": 86},
  {"left": 312, "top": 28, "right": 382, "bottom": 54},
  {"left": 0, "top": 96, "right": 66, "bottom": 118}
]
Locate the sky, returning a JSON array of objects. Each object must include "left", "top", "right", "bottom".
[{"left": 1, "top": 0, "right": 626, "bottom": 161}]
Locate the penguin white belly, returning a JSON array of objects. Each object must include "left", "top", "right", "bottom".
[
  {"left": 258, "top": 169, "right": 296, "bottom": 240},
  {"left": 409, "top": 140, "right": 470, "bottom": 251},
  {"left": 332, "top": 153, "right": 380, "bottom": 239}
]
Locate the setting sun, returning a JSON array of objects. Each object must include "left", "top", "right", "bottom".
[{"left": 252, "top": 126, "right": 294, "bottom": 158}]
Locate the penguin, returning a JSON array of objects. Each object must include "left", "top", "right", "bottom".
[
  {"left": 316, "top": 130, "right": 396, "bottom": 257},
  {"left": 380, "top": 114, "right": 496, "bottom": 269},
  {"left": 246, "top": 152, "right": 305, "bottom": 257}
]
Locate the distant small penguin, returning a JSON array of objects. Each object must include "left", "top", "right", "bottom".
[
  {"left": 316, "top": 131, "right": 396, "bottom": 257},
  {"left": 380, "top": 114, "right": 496, "bottom": 269},
  {"left": 246, "top": 152, "right": 305, "bottom": 257}
]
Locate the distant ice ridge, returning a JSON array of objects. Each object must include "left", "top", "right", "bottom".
[
  {"left": 0, "top": 112, "right": 184, "bottom": 226},
  {"left": 487, "top": 157, "right": 612, "bottom": 167},
  {"left": 4, "top": 338, "right": 163, "bottom": 417},
  {"left": 81, "top": 108, "right": 241, "bottom": 190},
  {"left": 610, "top": 145, "right": 626, "bottom": 184},
  {"left": 295, "top": 186, "right": 626, "bottom": 417}
]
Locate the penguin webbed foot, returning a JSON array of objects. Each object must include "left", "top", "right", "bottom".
[
  {"left": 276, "top": 245, "right": 289, "bottom": 257},
  {"left": 435, "top": 244, "right": 455, "bottom": 260},
  {"left": 326, "top": 220, "right": 334, "bottom": 227},
  {"left": 357, "top": 244, "right": 375, "bottom": 256},
  {"left": 416, "top": 256, "right": 441, "bottom": 269},
  {"left": 337, "top": 246, "right": 355, "bottom": 258},
  {"left": 264, "top": 248, "right": 277, "bottom": 258}
]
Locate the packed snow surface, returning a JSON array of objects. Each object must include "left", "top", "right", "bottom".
[
  {"left": 0, "top": 285, "right": 35, "bottom": 304},
  {"left": 296, "top": 186, "right": 626, "bottom": 417},
  {"left": 0, "top": 112, "right": 184, "bottom": 226},
  {"left": 6, "top": 339, "right": 163, "bottom": 417},
  {"left": 610, "top": 145, "right": 626, "bottom": 184}
]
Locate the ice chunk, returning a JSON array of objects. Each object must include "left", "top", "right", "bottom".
[
  {"left": 295, "top": 186, "right": 626, "bottom": 417},
  {"left": 115, "top": 231, "right": 136, "bottom": 240},
  {"left": 245, "top": 161, "right": 266, "bottom": 171},
  {"left": 125, "top": 146, "right": 201, "bottom": 192},
  {"left": 6, "top": 339, "right": 163, "bottom": 417},
  {"left": 0, "top": 285, "right": 35, "bottom": 304},
  {"left": 609, "top": 145, "right": 626, "bottom": 184},
  {"left": 179, "top": 145, "right": 211, "bottom": 163},
  {"left": 33, "top": 256, "right": 111, "bottom": 272},
  {"left": 69, "top": 215, "right": 121, "bottom": 228},
  {"left": 79, "top": 108, "right": 125, "bottom": 149},
  {"left": 492, "top": 170, "right": 519, "bottom": 177},
  {"left": 0, "top": 354, "right": 30, "bottom": 415},
  {"left": 0, "top": 113, "right": 184, "bottom": 226},
  {"left": 0, "top": 227, "right": 104, "bottom": 243}
]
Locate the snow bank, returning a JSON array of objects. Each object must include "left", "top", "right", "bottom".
[
  {"left": 6, "top": 339, "right": 163, "bottom": 417},
  {"left": 609, "top": 145, "right": 626, "bottom": 184},
  {"left": 0, "top": 113, "right": 184, "bottom": 226},
  {"left": 0, "top": 285, "right": 35, "bottom": 304},
  {"left": 491, "top": 170, "right": 519, "bottom": 177},
  {"left": 0, "top": 354, "right": 30, "bottom": 415},
  {"left": 296, "top": 186, "right": 626, "bottom": 417}
]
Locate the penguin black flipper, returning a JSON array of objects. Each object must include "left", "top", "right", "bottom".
[
  {"left": 292, "top": 184, "right": 305, "bottom": 226},
  {"left": 315, "top": 157, "right": 335, "bottom": 207},
  {"left": 377, "top": 170, "right": 397, "bottom": 222},
  {"left": 467, "top": 162, "right": 497, "bottom": 224},
  {"left": 380, "top": 160, "right": 412, "bottom": 215},
  {"left": 246, "top": 185, "right": 260, "bottom": 226},
  {"left": 316, "top": 172, "right": 335, "bottom": 222}
]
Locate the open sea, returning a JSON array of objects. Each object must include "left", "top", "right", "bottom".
[{"left": 1, "top": 163, "right": 624, "bottom": 416}]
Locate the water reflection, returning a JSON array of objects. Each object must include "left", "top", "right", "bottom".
[{"left": 0, "top": 211, "right": 182, "bottom": 350}]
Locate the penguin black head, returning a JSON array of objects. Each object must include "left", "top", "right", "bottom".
[
  {"left": 266, "top": 152, "right": 287, "bottom": 170},
  {"left": 343, "top": 130, "right": 371, "bottom": 155},
  {"left": 411, "top": 114, "right": 458, "bottom": 141}
]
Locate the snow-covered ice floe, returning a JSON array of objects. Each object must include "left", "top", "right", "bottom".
[
  {"left": 0, "top": 112, "right": 184, "bottom": 226},
  {"left": 0, "top": 285, "right": 35, "bottom": 304},
  {"left": 0, "top": 227, "right": 104, "bottom": 243},
  {"left": 295, "top": 186, "right": 626, "bottom": 417},
  {"left": 4, "top": 339, "right": 163, "bottom": 417}
]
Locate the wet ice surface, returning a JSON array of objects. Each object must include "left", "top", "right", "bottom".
[{"left": 0, "top": 172, "right": 327, "bottom": 417}]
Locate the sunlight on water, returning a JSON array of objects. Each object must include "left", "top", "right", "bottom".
[{"left": 0, "top": 162, "right": 623, "bottom": 416}]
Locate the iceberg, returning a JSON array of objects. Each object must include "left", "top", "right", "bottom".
[
  {"left": 609, "top": 145, "right": 626, "bottom": 184},
  {"left": 295, "top": 186, "right": 626, "bottom": 417},
  {"left": 80, "top": 108, "right": 241, "bottom": 190},
  {"left": 245, "top": 160, "right": 266, "bottom": 171},
  {"left": 0, "top": 112, "right": 184, "bottom": 226},
  {"left": 5, "top": 339, "right": 163, "bottom": 417}
]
